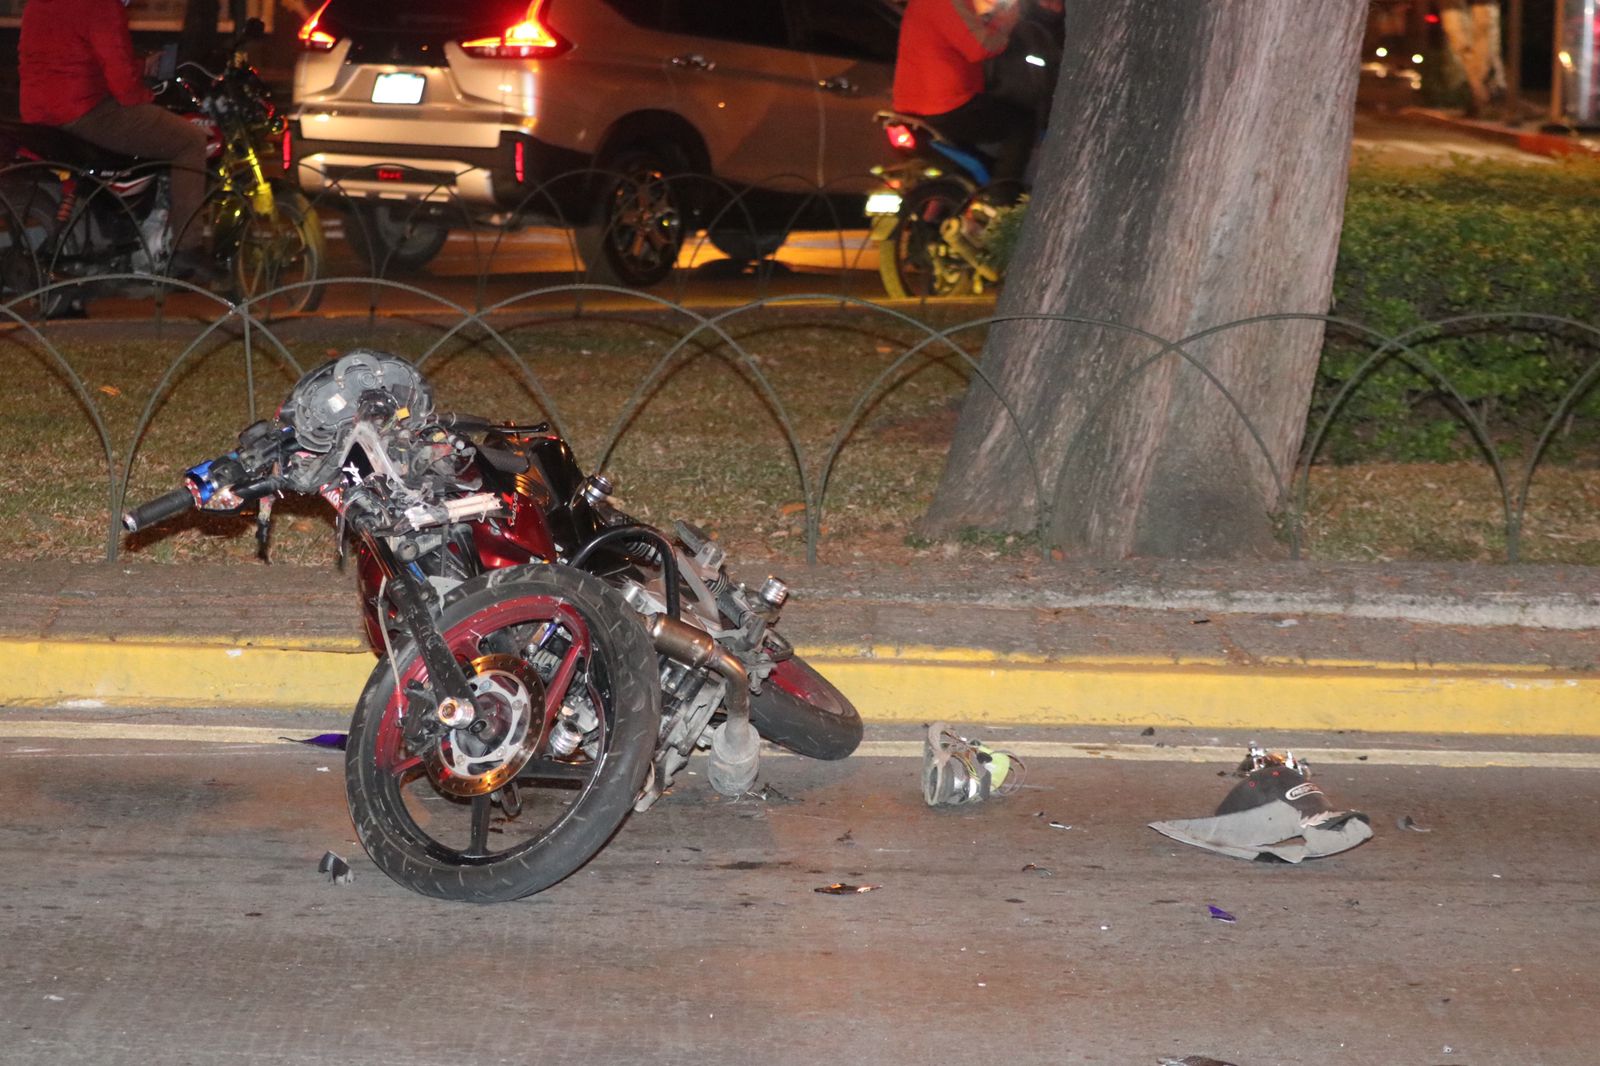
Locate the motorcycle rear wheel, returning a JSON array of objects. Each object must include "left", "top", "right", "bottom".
[
  {"left": 877, "top": 179, "right": 977, "bottom": 300},
  {"left": 346, "top": 565, "right": 661, "bottom": 903},
  {"left": 749, "top": 653, "right": 863, "bottom": 761},
  {"left": 0, "top": 179, "right": 73, "bottom": 320}
]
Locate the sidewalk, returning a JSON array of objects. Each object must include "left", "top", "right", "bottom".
[
  {"left": 1396, "top": 104, "right": 1600, "bottom": 161},
  {"left": 3, "top": 557, "right": 1596, "bottom": 737}
]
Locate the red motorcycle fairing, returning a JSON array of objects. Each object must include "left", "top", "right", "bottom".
[
  {"left": 472, "top": 491, "right": 559, "bottom": 570},
  {"left": 354, "top": 491, "right": 559, "bottom": 655}
]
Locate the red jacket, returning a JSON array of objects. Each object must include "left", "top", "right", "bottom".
[
  {"left": 19, "top": 0, "right": 153, "bottom": 126},
  {"left": 893, "top": 0, "right": 1018, "bottom": 117}
]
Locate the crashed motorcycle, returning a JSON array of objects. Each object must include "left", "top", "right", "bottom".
[
  {"left": 0, "top": 21, "right": 323, "bottom": 318},
  {"left": 123, "top": 351, "right": 861, "bottom": 903}
]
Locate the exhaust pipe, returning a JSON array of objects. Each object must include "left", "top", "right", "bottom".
[{"left": 646, "top": 614, "right": 758, "bottom": 796}]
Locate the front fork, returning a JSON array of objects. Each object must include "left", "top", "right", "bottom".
[{"left": 356, "top": 528, "right": 477, "bottom": 743}]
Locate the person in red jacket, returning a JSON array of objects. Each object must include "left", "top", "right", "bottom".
[
  {"left": 18, "top": 0, "right": 213, "bottom": 279},
  {"left": 893, "top": 0, "right": 1033, "bottom": 198}
]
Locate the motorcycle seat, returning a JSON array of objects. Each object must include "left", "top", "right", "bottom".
[{"left": 0, "top": 120, "right": 148, "bottom": 175}]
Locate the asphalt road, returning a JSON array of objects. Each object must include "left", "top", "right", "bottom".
[{"left": 2, "top": 713, "right": 1596, "bottom": 1065}]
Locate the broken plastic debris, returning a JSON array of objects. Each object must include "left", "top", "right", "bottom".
[
  {"left": 1396, "top": 815, "right": 1433, "bottom": 833},
  {"left": 1047, "top": 821, "right": 1070, "bottom": 829},
  {"left": 318, "top": 851, "right": 353, "bottom": 884},
  {"left": 922, "top": 722, "right": 1025, "bottom": 807},
  {"left": 814, "top": 883, "right": 879, "bottom": 895},
  {"left": 1021, "top": 863, "right": 1053, "bottom": 876},
  {"left": 1207, "top": 905, "right": 1237, "bottom": 923},
  {"left": 281, "top": 732, "right": 349, "bottom": 750},
  {"left": 1160, "top": 1057, "right": 1241, "bottom": 1066},
  {"left": 1148, "top": 747, "right": 1372, "bottom": 863}
]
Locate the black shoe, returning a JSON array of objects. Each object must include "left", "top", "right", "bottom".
[{"left": 167, "top": 249, "right": 220, "bottom": 285}]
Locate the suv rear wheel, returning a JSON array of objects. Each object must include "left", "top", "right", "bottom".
[
  {"left": 575, "top": 145, "right": 687, "bottom": 288},
  {"left": 347, "top": 202, "right": 450, "bottom": 274}
]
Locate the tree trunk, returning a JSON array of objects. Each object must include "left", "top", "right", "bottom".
[{"left": 921, "top": 0, "right": 1365, "bottom": 559}]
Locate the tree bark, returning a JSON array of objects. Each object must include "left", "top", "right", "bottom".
[{"left": 921, "top": 0, "right": 1365, "bottom": 559}]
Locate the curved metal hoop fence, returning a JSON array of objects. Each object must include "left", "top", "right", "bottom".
[{"left": 2, "top": 262, "right": 1595, "bottom": 566}]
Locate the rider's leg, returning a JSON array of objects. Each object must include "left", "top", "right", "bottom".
[
  {"left": 62, "top": 99, "right": 210, "bottom": 252},
  {"left": 918, "top": 93, "right": 1036, "bottom": 200}
]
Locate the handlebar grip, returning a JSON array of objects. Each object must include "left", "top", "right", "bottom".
[{"left": 123, "top": 487, "right": 196, "bottom": 533}]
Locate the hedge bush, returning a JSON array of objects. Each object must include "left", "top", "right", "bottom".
[
  {"left": 1326, "top": 158, "right": 1600, "bottom": 461},
  {"left": 993, "top": 159, "right": 1600, "bottom": 461}
]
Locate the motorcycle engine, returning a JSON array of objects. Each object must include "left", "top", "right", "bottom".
[{"left": 285, "top": 350, "right": 433, "bottom": 452}]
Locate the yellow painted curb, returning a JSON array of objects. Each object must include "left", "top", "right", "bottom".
[{"left": 2, "top": 637, "right": 1596, "bottom": 736}]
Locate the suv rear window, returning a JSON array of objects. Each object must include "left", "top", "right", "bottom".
[{"left": 322, "top": 0, "right": 526, "bottom": 36}]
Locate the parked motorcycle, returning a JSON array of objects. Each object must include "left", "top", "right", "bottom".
[
  {"left": 123, "top": 350, "right": 862, "bottom": 902},
  {"left": 0, "top": 21, "right": 323, "bottom": 318}
]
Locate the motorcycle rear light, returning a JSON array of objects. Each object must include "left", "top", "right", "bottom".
[
  {"left": 461, "top": 0, "right": 570, "bottom": 59},
  {"left": 885, "top": 124, "right": 916, "bottom": 151},
  {"left": 376, "top": 167, "right": 404, "bottom": 182},
  {"left": 298, "top": 0, "right": 337, "bottom": 50},
  {"left": 514, "top": 140, "right": 526, "bottom": 183}
]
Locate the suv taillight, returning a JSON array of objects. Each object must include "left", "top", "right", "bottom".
[
  {"left": 460, "top": 0, "right": 570, "bottom": 59},
  {"left": 298, "top": 0, "right": 337, "bottom": 51}
]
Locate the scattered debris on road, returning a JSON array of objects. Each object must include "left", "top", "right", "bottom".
[
  {"left": 815, "top": 883, "right": 879, "bottom": 895},
  {"left": 281, "top": 732, "right": 348, "bottom": 750},
  {"left": 1207, "top": 905, "right": 1237, "bottom": 923},
  {"left": 1021, "top": 863, "right": 1053, "bottom": 876},
  {"left": 922, "top": 722, "right": 1024, "bottom": 807},
  {"left": 1159, "top": 1056, "right": 1241, "bottom": 1066},
  {"left": 318, "top": 851, "right": 353, "bottom": 885},
  {"left": 1141, "top": 726, "right": 1157, "bottom": 737},
  {"left": 1148, "top": 747, "right": 1373, "bottom": 863},
  {"left": 1397, "top": 815, "right": 1434, "bottom": 833}
]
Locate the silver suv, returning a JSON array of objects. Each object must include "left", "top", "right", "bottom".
[{"left": 287, "top": 0, "right": 899, "bottom": 284}]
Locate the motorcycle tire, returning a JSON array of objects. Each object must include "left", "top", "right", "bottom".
[
  {"left": 347, "top": 202, "right": 450, "bottom": 273},
  {"left": 227, "top": 180, "right": 326, "bottom": 316},
  {"left": 0, "top": 178, "right": 72, "bottom": 320},
  {"left": 346, "top": 564, "right": 662, "bottom": 903},
  {"left": 749, "top": 653, "right": 863, "bottom": 761},
  {"left": 877, "top": 178, "right": 978, "bottom": 300}
]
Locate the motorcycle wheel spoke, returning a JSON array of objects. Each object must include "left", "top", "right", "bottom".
[
  {"left": 466, "top": 794, "right": 492, "bottom": 857},
  {"left": 542, "top": 640, "right": 585, "bottom": 720}
]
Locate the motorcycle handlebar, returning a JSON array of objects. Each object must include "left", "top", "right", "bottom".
[{"left": 123, "top": 487, "right": 196, "bottom": 533}]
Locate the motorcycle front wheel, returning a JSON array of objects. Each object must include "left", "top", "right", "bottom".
[
  {"left": 346, "top": 565, "right": 661, "bottom": 903},
  {"left": 227, "top": 180, "right": 326, "bottom": 317}
]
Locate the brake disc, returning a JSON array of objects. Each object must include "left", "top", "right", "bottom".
[{"left": 422, "top": 653, "right": 548, "bottom": 797}]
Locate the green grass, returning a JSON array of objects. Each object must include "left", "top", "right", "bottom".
[{"left": 4, "top": 310, "right": 1597, "bottom": 567}]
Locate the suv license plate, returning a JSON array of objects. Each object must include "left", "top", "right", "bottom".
[{"left": 371, "top": 73, "right": 425, "bottom": 105}]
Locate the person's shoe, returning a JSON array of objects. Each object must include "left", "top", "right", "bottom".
[{"left": 166, "top": 249, "right": 220, "bottom": 285}]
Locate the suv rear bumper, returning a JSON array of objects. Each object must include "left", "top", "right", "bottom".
[{"left": 287, "top": 124, "right": 594, "bottom": 222}]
